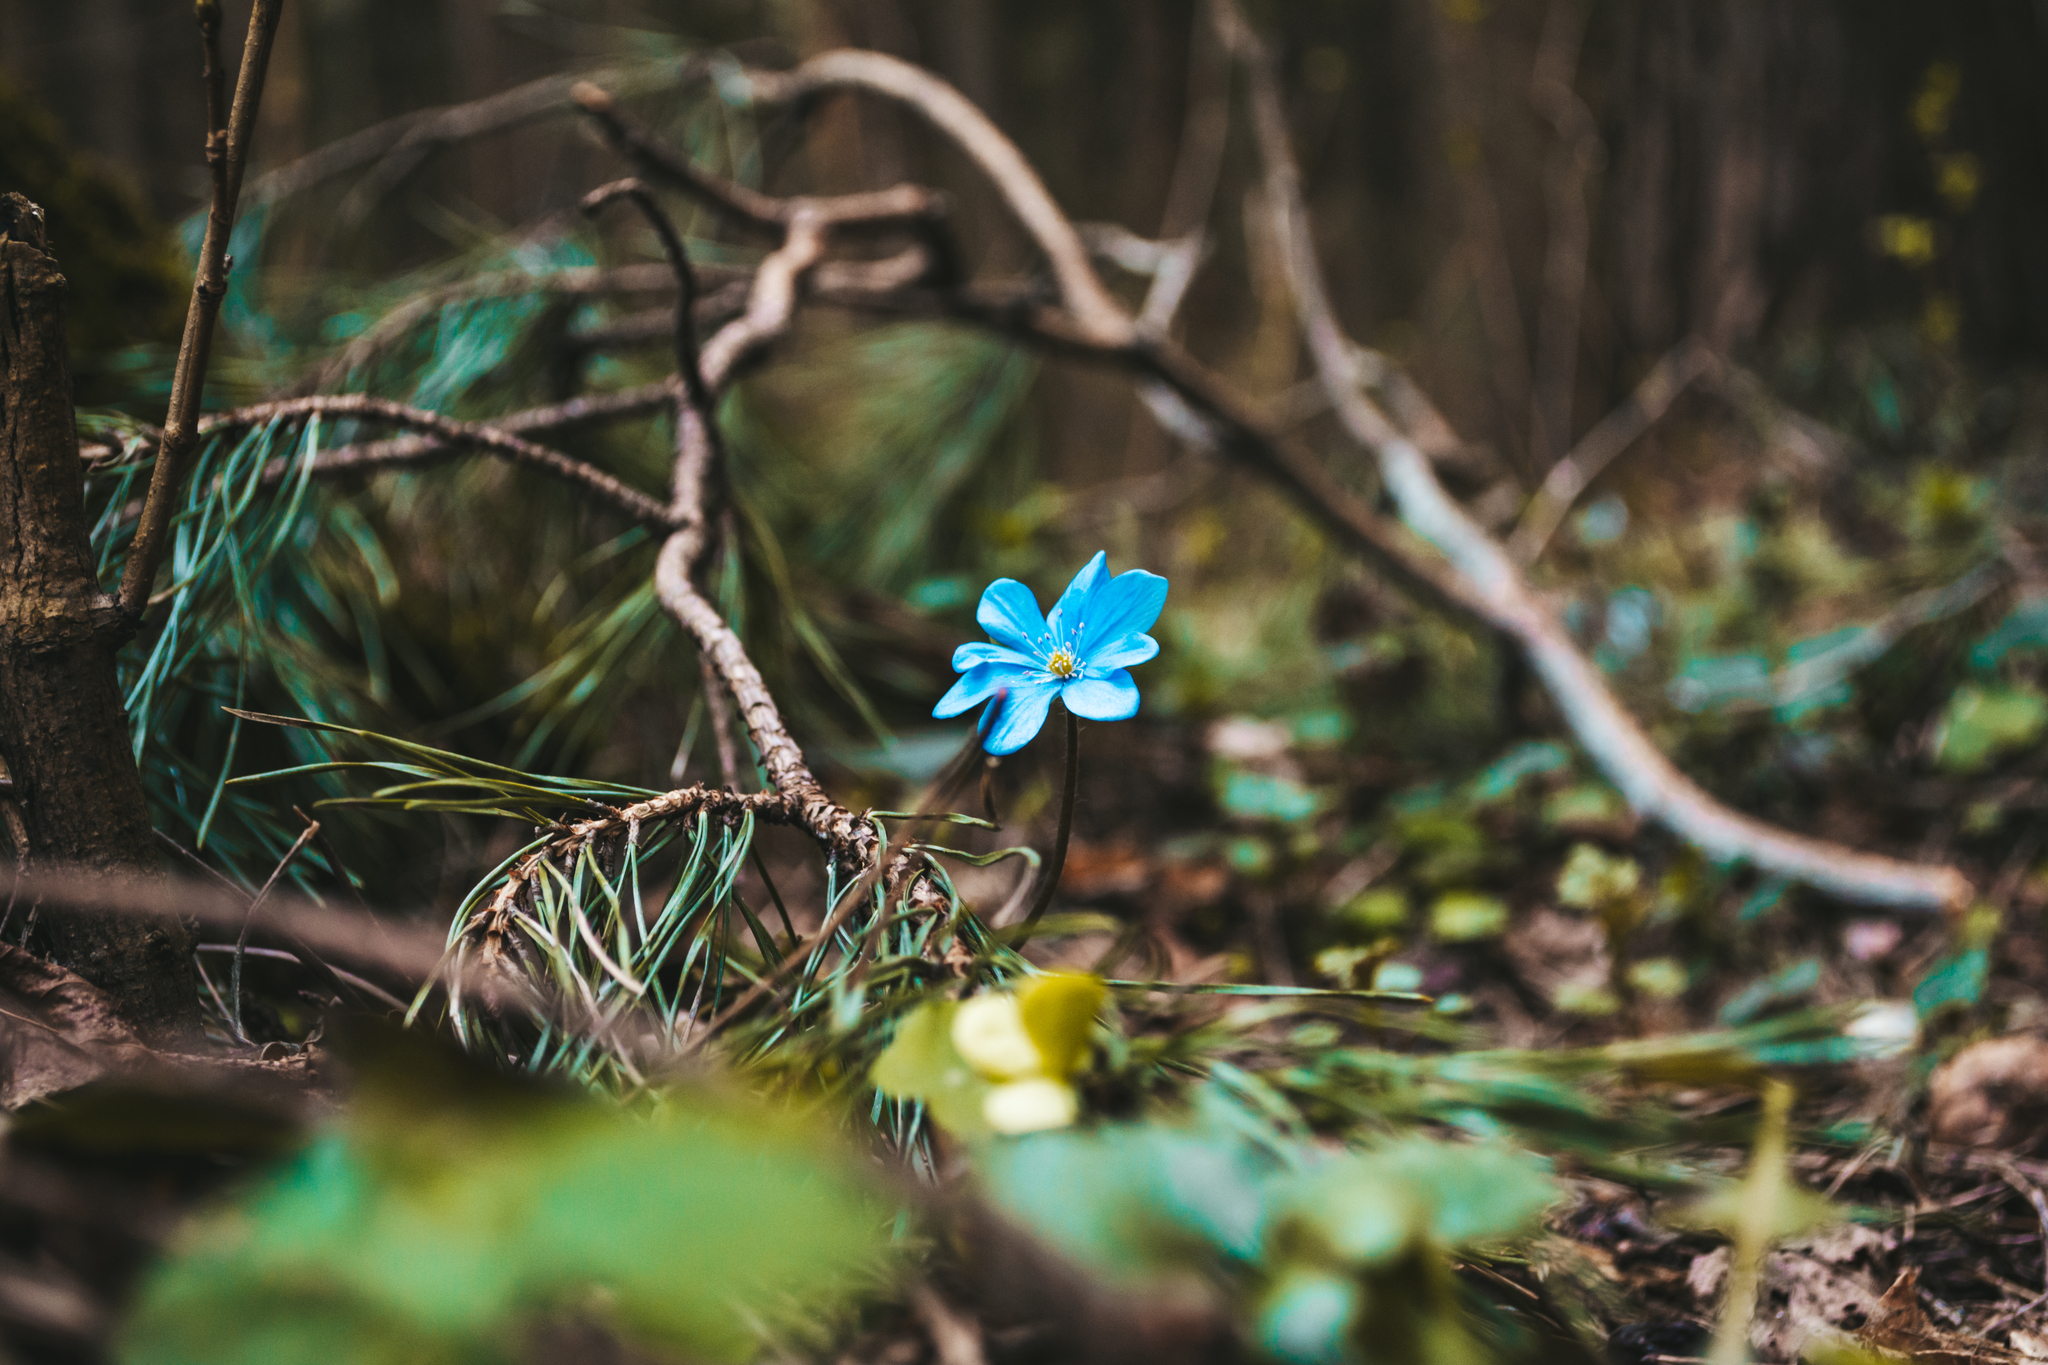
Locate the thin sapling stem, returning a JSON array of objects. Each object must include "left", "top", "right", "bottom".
[{"left": 118, "top": 0, "right": 286, "bottom": 619}]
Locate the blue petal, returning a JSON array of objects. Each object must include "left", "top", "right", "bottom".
[
  {"left": 1045, "top": 551, "right": 1109, "bottom": 647},
  {"left": 1086, "top": 631, "right": 1158, "bottom": 670},
  {"left": 982, "top": 677, "right": 1060, "bottom": 755},
  {"left": 1061, "top": 669, "right": 1140, "bottom": 722},
  {"left": 935, "top": 662, "right": 1036, "bottom": 719},
  {"left": 976, "top": 579, "right": 1050, "bottom": 654},
  {"left": 952, "top": 641, "right": 1039, "bottom": 672},
  {"left": 1076, "top": 570, "right": 1169, "bottom": 659}
]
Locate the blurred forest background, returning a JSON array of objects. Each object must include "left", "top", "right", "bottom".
[
  {"left": 12, "top": 0, "right": 2048, "bottom": 907},
  {"left": 7, "top": 1, "right": 2048, "bottom": 1362}
]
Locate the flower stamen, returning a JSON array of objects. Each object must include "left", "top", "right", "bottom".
[{"left": 1045, "top": 647, "right": 1079, "bottom": 678}]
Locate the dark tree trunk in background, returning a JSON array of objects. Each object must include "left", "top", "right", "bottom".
[
  {"left": 1603, "top": 0, "right": 2048, "bottom": 365},
  {"left": 0, "top": 194, "right": 196, "bottom": 1040}
]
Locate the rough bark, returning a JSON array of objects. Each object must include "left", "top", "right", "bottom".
[{"left": 0, "top": 193, "right": 195, "bottom": 1039}]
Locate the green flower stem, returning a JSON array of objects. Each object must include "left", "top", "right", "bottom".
[{"left": 1019, "top": 711, "right": 1079, "bottom": 941}]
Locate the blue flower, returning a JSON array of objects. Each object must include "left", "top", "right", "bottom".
[{"left": 935, "top": 552, "right": 1169, "bottom": 755}]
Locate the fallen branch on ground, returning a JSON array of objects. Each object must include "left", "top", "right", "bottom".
[{"left": 1213, "top": 1, "right": 1971, "bottom": 911}]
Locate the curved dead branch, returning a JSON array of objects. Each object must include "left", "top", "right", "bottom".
[
  {"left": 718, "top": 34, "right": 1972, "bottom": 910},
  {"left": 740, "top": 50, "right": 1133, "bottom": 347},
  {"left": 651, "top": 213, "right": 879, "bottom": 864},
  {"left": 1211, "top": 5, "right": 1972, "bottom": 911}
]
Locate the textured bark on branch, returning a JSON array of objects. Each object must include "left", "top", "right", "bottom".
[
  {"left": 117, "top": 0, "right": 284, "bottom": 619},
  {"left": 204, "top": 394, "right": 676, "bottom": 527},
  {"left": 0, "top": 196, "right": 197, "bottom": 1036}
]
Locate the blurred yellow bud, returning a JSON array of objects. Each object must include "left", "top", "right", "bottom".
[
  {"left": 983, "top": 1078, "right": 1079, "bottom": 1134},
  {"left": 1015, "top": 971, "right": 1104, "bottom": 1078},
  {"left": 951, "top": 992, "right": 1041, "bottom": 1080}
]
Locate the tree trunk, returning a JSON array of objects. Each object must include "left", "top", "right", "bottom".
[{"left": 0, "top": 193, "right": 195, "bottom": 1040}]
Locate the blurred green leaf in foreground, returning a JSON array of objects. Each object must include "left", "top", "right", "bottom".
[
  {"left": 119, "top": 1031, "right": 894, "bottom": 1365},
  {"left": 977, "top": 1091, "right": 1558, "bottom": 1365}
]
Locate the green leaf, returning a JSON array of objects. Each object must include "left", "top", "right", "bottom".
[
  {"left": 973, "top": 1101, "right": 1277, "bottom": 1277},
  {"left": 1428, "top": 892, "right": 1508, "bottom": 943},
  {"left": 1933, "top": 681, "right": 2048, "bottom": 772},
  {"left": 1555, "top": 843, "right": 1639, "bottom": 911},
  {"left": 1256, "top": 1270, "right": 1360, "bottom": 1365},
  {"left": 122, "top": 1030, "right": 892, "bottom": 1365},
  {"left": 869, "top": 998, "right": 993, "bottom": 1137},
  {"left": 1268, "top": 1138, "right": 1557, "bottom": 1260},
  {"left": 1912, "top": 947, "right": 1988, "bottom": 1020},
  {"left": 1218, "top": 769, "right": 1325, "bottom": 824}
]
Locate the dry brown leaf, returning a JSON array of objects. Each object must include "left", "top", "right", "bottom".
[
  {"left": 0, "top": 944, "right": 153, "bottom": 1109},
  {"left": 1688, "top": 1224, "right": 1897, "bottom": 1362},
  {"left": 1929, "top": 1035, "right": 2048, "bottom": 1154},
  {"left": 1860, "top": 1268, "right": 2017, "bottom": 1365},
  {"left": 1501, "top": 905, "right": 1611, "bottom": 1006}
]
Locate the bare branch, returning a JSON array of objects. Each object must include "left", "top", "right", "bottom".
[
  {"left": 466, "top": 784, "right": 826, "bottom": 942},
  {"left": 1508, "top": 337, "right": 1718, "bottom": 564},
  {"left": 206, "top": 394, "right": 675, "bottom": 527},
  {"left": 0, "top": 865, "right": 657, "bottom": 1056},
  {"left": 574, "top": 174, "right": 829, "bottom": 830},
  {"left": 572, "top": 83, "right": 961, "bottom": 285},
  {"left": 254, "top": 255, "right": 932, "bottom": 491},
  {"left": 1, "top": 866, "right": 448, "bottom": 987},
  {"left": 1213, "top": 4, "right": 1972, "bottom": 912},
  {"left": 249, "top": 380, "right": 676, "bottom": 487},
  {"left": 117, "top": 0, "right": 286, "bottom": 619},
  {"left": 574, "top": 82, "right": 782, "bottom": 230},
  {"left": 741, "top": 50, "right": 1133, "bottom": 346},
  {"left": 650, "top": 216, "right": 876, "bottom": 863},
  {"left": 243, "top": 55, "right": 715, "bottom": 210},
  {"left": 580, "top": 178, "right": 719, "bottom": 425}
]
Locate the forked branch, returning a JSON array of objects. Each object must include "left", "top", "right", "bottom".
[{"left": 740, "top": 50, "right": 1132, "bottom": 347}]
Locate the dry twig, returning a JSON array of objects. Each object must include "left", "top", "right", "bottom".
[
  {"left": 118, "top": 0, "right": 285, "bottom": 619},
  {"left": 740, "top": 50, "right": 1132, "bottom": 347},
  {"left": 1510, "top": 337, "right": 1719, "bottom": 563},
  {"left": 203, "top": 394, "right": 675, "bottom": 527}
]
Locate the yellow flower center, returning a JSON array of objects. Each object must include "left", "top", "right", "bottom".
[{"left": 1045, "top": 647, "right": 1079, "bottom": 678}]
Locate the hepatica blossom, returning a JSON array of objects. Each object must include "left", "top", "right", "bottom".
[{"left": 936, "top": 552, "right": 1169, "bottom": 755}]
